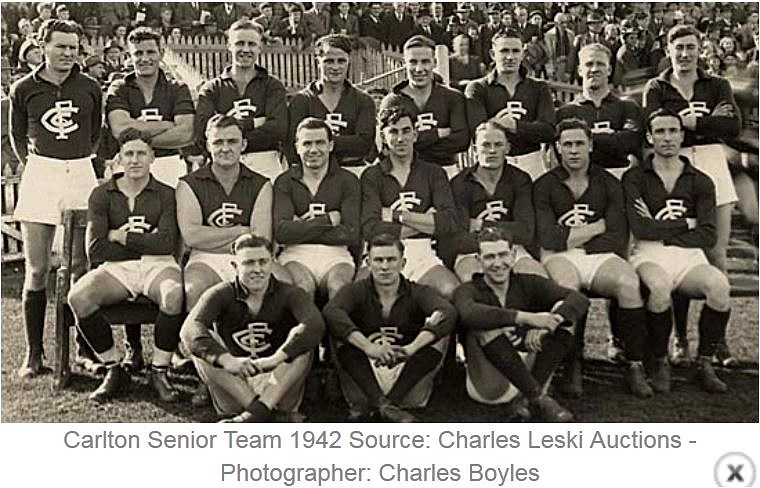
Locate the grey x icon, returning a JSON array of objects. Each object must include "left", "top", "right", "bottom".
[{"left": 715, "top": 452, "right": 756, "bottom": 487}]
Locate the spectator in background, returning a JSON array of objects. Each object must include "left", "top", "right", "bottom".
[
  {"left": 254, "top": 2, "right": 276, "bottom": 34},
  {"left": 430, "top": 2, "right": 448, "bottom": 32},
  {"left": 614, "top": 19, "right": 646, "bottom": 86},
  {"left": 213, "top": 3, "right": 242, "bottom": 33},
  {"left": 100, "top": 3, "right": 131, "bottom": 37},
  {"left": 528, "top": 9, "right": 546, "bottom": 37},
  {"left": 513, "top": 5, "right": 539, "bottom": 44},
  {"left": 382, "top": 2, "right": 416, "bottom": 49},
  {"left": 15, "top": 39, "right": 42, "bottom": 75},
  {"left": 545, "top": 12, "right": 576, "bottom": 82},
  {"left": 173, "top": 2, "right": 207, "bottom": 36},
  {"left": 359, "top": 2, "right": 384, "bottom": 43},
  {"left": 447, "top": 3, "right": 478, "bottom": 40},
  {"left": 157, "top": 5, "right": 177, "bottom": 39},
  {"left": 449, "top": 34, "right": 485, "bottom": 91},
  {"left": 479, "top": 8, "right": 503, "bottom": 65},
  {"left": 570, "top": 10, "right": 606, "bottom": 81},
  {"left": 83, "top": 55, "right": 106, "bottom": 84},
  {"left": 304, "top": 2, "right": 332, "bottom": 42},
  {"left": 414, "top": 5, "right": 448, "bottom": 47},
  {"left": 56, "top": 4, "right": 71, "bottom": 21},
  {"left": 31, "top": 3, "right": 54, "bottom": 33},
  {"left": 103, "top": 40, "right": 124, "bottom": 78},
  {"left": 9, "top": 18, "right": 34, "bottom": 69},
  {"left": 273, "top": 3, "right": 310, "bottom": 44},
  {"left": 331, "top": 2, "right": 360, "bottom": 38},
  {"left": 128, "top": 2, "right": 152, "bottom": 28}
]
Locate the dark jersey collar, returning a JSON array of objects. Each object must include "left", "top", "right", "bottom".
[{"left": 105, "top": 173, "right": 162, "bottom": 193}]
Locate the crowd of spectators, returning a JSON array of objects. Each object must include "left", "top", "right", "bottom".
[{"left": 2, "top": 2, "right": 758, "bottom": 88}]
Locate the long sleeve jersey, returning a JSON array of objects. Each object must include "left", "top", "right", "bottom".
[
  {"left": 273, "top": 161, "right": 360, "bottom": 246},
  {"left": 622, "top": 155, "right": 716, "bottom": 249},
  {"left": 87, "top": 175, "right": 178, "bottom": 266},
  {"left": 533, "top": 164, "right": 628, "bottom": 256}
]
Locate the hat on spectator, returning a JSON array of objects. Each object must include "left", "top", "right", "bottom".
[
  {"left": 19, "top": 39, "right": 40, "bottom": 62},
  {"left": 456, "top": 3, "right": 472, "bottom": 13},
  {"left": 55, "top": 4, "right": 69, "bottom": 15},
  {"left": 418, "top": 5, "right": 432, "bottom": 18},
  {"left": 36, "top": 2, "right": 53, "bottom": 14},
  {"left": 529, "top": 10, "right": 546, "bottom": 23},
  {"left": 104, "top": 40, "right": 124, "bottom": 53},
  {"left": 620, "top": 19, "right": 639, "bottom": 37},
  {"left": 84, "top": 55, "right": 104, "bottom": 69},
  {"left": 587, "top": 10, "right": 604, "bottom": 24}
]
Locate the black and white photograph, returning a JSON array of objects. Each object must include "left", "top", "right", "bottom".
[{"left": 0, "top": 1, "right": 758, "bottom": 425}]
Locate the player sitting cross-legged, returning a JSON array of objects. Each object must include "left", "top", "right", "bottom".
[
  {"left": 534, "top": 118, "right": 652, "bottom": 398},
  {"left": 453, "top": 227, "right": 588, "bottom": 421},
  {"left": 180, "top": 233, "right": 325, "bottom": 423},
  {"left": 623, "top": 109, "right": 732, "bottom": 394},
  {"left": 323, "top": 233, "right": 457, "bottom": 422},
  {"left": 68, "top": 130, "right": 184, "bottom": 403}
]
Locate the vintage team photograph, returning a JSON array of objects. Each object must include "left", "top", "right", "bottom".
[{"left": 0, "top": 1, "right": 757, "bottom": 423}]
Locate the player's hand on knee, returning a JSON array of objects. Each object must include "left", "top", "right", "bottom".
[
  {"left": 521, "top": 312, "right": 561, "bottom": 331},
  {"left": 424, "top": 310, "right": 446, "bottom": 328},
  {"left": 525, "top": 329, "right": 547, "bottom": 353},
  {"left": 251, "top": 356, "right": 281, "bottom": 374},
  {"left": 223, "top": 356, "right": 260, "bottom": 377}
]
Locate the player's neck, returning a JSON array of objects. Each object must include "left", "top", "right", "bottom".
[
  {"left": 40, "top": 65, "right": 71, "bottom": 86},
  {"left": 582, "top": 84, "right": 610, "bottom": 105},
  {"left": 652, "top": 153, "right": 683, "bottom": 171},
  {"left": 670, "top": 68, "right": 697, "bottom": 84},
  {"left": 484, "top": 273, "right": 510, "bottom": 299},
  {"left": 564, "top": 164, "right": 589, "bottom": 181},
  {"left": 475, "top": 164, "right": 504, "bottom": 184},
  {"left": 231, "top": 64, "right": 257, "bottom": 80},
  {"left": 496, "top": 70, "right": 521, "bottom": 86},
  {"left": 302, "top": 162, "right": 329, "bottom": 181},
  {"left": 389, "top": 152, "right": 413, "bottom": 169},
  {"left": 320, "top": 79, "right": 345, "bottom": 94},
  {"left": 374, "top": 278, "right": 401, "bottom": 300},
  {"left": 117, "top": 174, "right": 150, "bottom": 195},
  {"left": 135, "top": 71, "right": 159, "bottom": 89},
  {"left": 211, "top": 161, "right": 241, "bottom": 182},
  {"left": 405, "top": 81, "right": 433, "bottom": 96}
]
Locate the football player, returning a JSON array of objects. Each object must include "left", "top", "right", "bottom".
[
  {"left": 623, "top": 109, "right": 731, "bottom": 394},
  {"left": 9, "top": 20, "right": 102, "bottom": 378},
  {"left": 453, "top": 227, "right": 588, "bottom": 421},
  {"left": 181, "top": 234, "right": 324, "bottom": 422},
  {"left": 534, "top": 118, "right": 651, "bottom": 398},
  {"left": 323, "top": 233, "right": 456, "bottom": 422},
  {"left": 361, "top": 105, "right": 461, "bottom": 301},
  {"left": 465, "top": 28, "right": 556, "bottom": 181},
  {"left": 379, "top": 35, "right": 470, "bottom": 179},
  {"left": 195, "top": 20, "right": 288, "bottom": 182},
  {"left": 68, "top": 130, "right": 183, "bottom": 403},
  {"left": 285, "top": 34, "right": 376, "bottom": 178}
]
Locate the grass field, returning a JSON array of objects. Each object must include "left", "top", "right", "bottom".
[{"left": 1, "top": 267, "right": 757, "bottom": 423}]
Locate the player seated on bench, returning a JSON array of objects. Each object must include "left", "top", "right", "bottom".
[
  {"left": 452, "top": 227, "right": 588, "bottom": 422},
  {"left": 323, "top": 233, "right": 457, "bottom": 423},
  {"left": 180, "top": 233, "right": 324, "bottom": 423},
  {"left": 623, "top": 108, "right": 732, "bottom": 394},
  {"left": 68, "top": 130, "right": 184, "bottom": 403},
  {"left": 534, "top": 118, "right": 652, "bottom": 398}
]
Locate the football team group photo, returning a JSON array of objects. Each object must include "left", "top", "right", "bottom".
[{"left": 1, "top": 1, "right": 758, "bottom": 423}]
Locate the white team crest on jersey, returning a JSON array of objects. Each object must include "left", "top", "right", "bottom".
[
  {"left": 41, "top": 100, "right": 80, "bottom": 140},
  {"left": 325, "top": 113, "right": 348, "bottom": 134},
  {"left": 207, "top": 202, "right": 243, "bottom": 227},
  {"left": 476, "top": 200, "right": 510, "bottom": 222},
  {"left": 367, "top": 326, "right": 403, "bottom": 346},
  {"left": 654, "top": 199, "right": 688, "bottom": 220},
  {"left": 558, "top": 203, "right": 595, "bottom": 227},
  {"left": 415, "top": 112, "right": 439, "bottom": 131},
  {"left": 121, "top": 216, "right": 152, "bottom": 233},
  {"left": 232, "top": 322, "right": 272, "bottom": 358},
  {"left": 503, "top": 101, "right": 527, "bottom": 120},
  {"left": 226, "top": 99, "right": 257, "bottom": 120},
  {"left": 678, "top": 102, "right": 711, "bottom": 120},
  {"left": 138, "top": 108, "right": 163, "bottom": 122},
  {"left": 390, "top": 191, "right": 422, "bottom": 212}
]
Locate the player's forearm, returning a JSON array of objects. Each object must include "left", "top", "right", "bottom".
[
  {"left": 402, "top": 211, "right": 436, "bottom": 235},
  {"left": 405, "top": 330, "right": 437, "bottom": 356},
  {"left": 112, "top": 119, "right": 173, "bottom": 138},
  {"left": 11, "top": 134, "right": 27, "bottom": 163},
  {"left": 180, "top": 318, "right": 228, "bottom": 361},
  {"left": 150, "top": 124, "right": 194, "bottom": 149},
  {"left": 181, "top": 225, "right": 247, "bottom": 251},
  {"left": 567, "top": 222, "right": 604, "bottom": 249}
]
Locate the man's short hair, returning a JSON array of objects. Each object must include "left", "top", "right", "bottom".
[
  {"left": 205, "top": 114, "right": 243, "bottom": 137},
  {"left": 367, "top": 233, "right": 405, "bottom": 255},
  {"left": 296, "top": 117, "right": 333, "bottom": 142},
  {"left": 667, "top": 24, "right": 700, "bottom": 44},
  {"left": 37, "top": 2, "right": 53, "bottom": 14},
  {"left": 127, "top": 26, "right": 162, "bottom": 47},
  {"left": 556, "top": 118, "right": 592, "bottom": 141},
  {"left": 287, "top": 3, "right": 304, "bottom": 14},
  {"left": 578, "top": 43, "right": 612, "bottom": 63},
  {"left": 228, "top": 19, "right": 264, "bottom": 36},
  {"left": 377, "top": 101, "right": 417, "bottom": 130},
  {"left": 645, "top": 108, "right": 684, "bottom": 133},
  {"left": 118, "top": 128, "right": 153, "bottom": 148},
  {"left": 403, "top": 34, "right": 436, "bottom": 52},
  {"left": 491, "top": 27, "right": 523, "bottom": 45},
  {"left": 38, "top": 19, "right": 82, "bottom": 43},
  {"left": 477, "top": 226, "right": 513, "bottom": 248},
  {"left": 315, "top": 34, "right": 353, "bottom": 57},
  {"left": 231, "top": 233, "right": 274, "bottom": 255},
  {"left": 474, "top": 121, "right": 510, "bottom": 144}
]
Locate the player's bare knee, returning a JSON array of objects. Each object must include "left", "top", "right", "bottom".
[
  {"left": 25, "top": 263, "right": 50, "bottom": 290},
  {"left": 68, "top": 285, "right": 97, "bottom": 317},
  {"left": 616, "top": 273, "right": 644, "bottom": 307},
  {"left": 158, "top": 282, "right": 184, "bottom": 315},
  {"left": 184, "top": 280, "right": 206, "bottom": 310},
  {"left": 704, "top": 274, "right": 731, "bottom": 311},
  {"left": 644, "top": 279, "right": 671, "bottom": 312}
]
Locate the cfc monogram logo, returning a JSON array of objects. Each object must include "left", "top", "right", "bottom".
[
  {"left": 477, "top": 200, "right": 510, "bottom": 222},
  {"left": 654, "top": 199, "right": 687, "bottom": 220},
  {"left": 678, "top": 102, "right": 710, "bottom": 120},
  {"left": 390, "top": 191, "right": 422, "bottom": 212},
  {"left": 232, "top": 322, "right": 272, "bottom": 358},
  {"left": 558, "top": 204, "right": 595, "bottom": 227},
  {"left": 503, "top": 101, "right": 527, "bottom": 120},
  {"left": 326, "top": 113, "right": 348, "bottom": 134},
  {"left": 207, "top": 202, "right": 243, "bottom": 227},
  {"left": 226, "top": 99, "right": 257, "bottom": 120},
  {"left": 138, "top": 108, "right": 163, "bottom": 122},
  {"left": 367, "top": 326, "right": 403, "bottom": 346},
  {"left": 41, "top": 100, "right": 80, "bottom": 140},
  {"left": 121, "top": 216, "right": 152, "bottom": 233}
]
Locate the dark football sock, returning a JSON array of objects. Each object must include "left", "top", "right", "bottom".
[
  {"left": 22, "top": 289, "right": 47, "bottom": 352},
  {"left": 481, "top": 334, "right": 541, "bottom": 399},
  {"left": 697, "top": 306, "right": 731, "bottom": 357},
  {"left": 608, "top": 299, "right": 622, "bottom": 342},
  {"left": 125, "top": 323, "right": 143, "bottom": 350},
  {"left": 672, "top": 295, "right": 690, "bottom": 340},
  {"left": 244, "top": 399, "right": 272, "bottom": 422},
  {"left": 387, "top": 346, "right": 442, "bottom": 404},
  {"left": 531, "top": 328, "right": 574, "bottom": 386},
  {"left": 563, "top": 312, "right": 587, "bottom": 365},
  {"left": 335, "top": 344, "right": 386, "bottom": 405},
  {"left": 77, "top": 312, "right": 114, "bottom": 355},
  {"left": 647, "top": 309, "right": 672, "bottom": 359},
  {"left": 154, "top": 312, "right": 184, "bottom": 352},
  {"left": 618, "top": 307, "right": 647, "bottom": 362}
]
